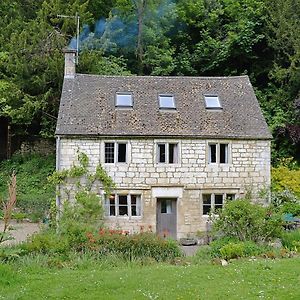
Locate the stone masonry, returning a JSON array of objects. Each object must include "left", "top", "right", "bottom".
[{"left": 57, "top": 137, "right": 271, "bottom": 239}]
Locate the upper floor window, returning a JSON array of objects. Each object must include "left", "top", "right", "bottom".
[
  {"left": 159, "top": 95, "right": 176, "bottom": 109},
  {"left": 202, "top": 193, "right": 235, "bottom": 215},
  {"left": 116, "top": 92, "right": 133, "bottom": 107},
  {"left": 105, "top": 194, "right": 141, "bottom": 217},
  {"left": 204, "top": 95, "right": 222, "bottom": 109},
  {"left": 105, "top": 142, "right": 127, "bottom": 163},
  {"left": 208, "top": 143, "right": 229, "bottom": 164},
  {"left": 157, "top": 143, "right": 178, "bottom": 163}
]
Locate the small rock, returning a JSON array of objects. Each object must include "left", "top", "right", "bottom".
[{"left": 221, "top": 259, "right": 228, "bottom": 266}]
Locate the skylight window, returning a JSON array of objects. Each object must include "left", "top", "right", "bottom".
[
  {"left": 116, "top": 92, "right": 133, "bottom": 107},
  {"left": 204, "top": 95, "right": 222, "bottom": 109},
  {"left": 159, "top": 95, "right": 176, "bottom": 109}
]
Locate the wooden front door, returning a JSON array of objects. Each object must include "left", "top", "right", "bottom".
[{"left": 156, "top": 198, "right": 177, "bottom": 239}]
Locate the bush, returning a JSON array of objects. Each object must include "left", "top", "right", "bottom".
[
  {"left": 219, "top": 243, "right": 244, "bottom": 259},
  {"left": 281, "top": 229, "right": 300, "bottom": 252},
  {"left": 21, "top": 230, "right": 70, "bottom": 255},
  {"left": 272, "top": 163, "right": 300, "bottom": 197},
  {"left": 212, "top": 199, "right": 283, "bottom": 242},
  {"left": 84, "top": 230, "right": 183, "bottom": 261},
  {"left": 209, "top": 238, "right": 272, "bottom": 259}
]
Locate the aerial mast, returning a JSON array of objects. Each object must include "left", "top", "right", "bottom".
[{"left": 57, "top": 13, "right": 80, "bottom": 64}]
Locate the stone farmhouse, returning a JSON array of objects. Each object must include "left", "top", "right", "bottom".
[{"left": 55, "top": 50, "right": 272, "bottom": 239}]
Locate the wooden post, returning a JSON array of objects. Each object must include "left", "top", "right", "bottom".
[{"left": 7, "top": 124, "right": 11, "bottom": 159}]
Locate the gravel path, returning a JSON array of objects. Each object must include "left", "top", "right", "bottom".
[{"left": 0, "top": 220, "right": 41, "bottom": 245}]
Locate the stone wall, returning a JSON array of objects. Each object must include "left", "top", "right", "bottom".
[
  {"left": 58, "top": 137, "right": 271, "bottom": 238},
  {"left": 19, "top": 138, "right": 55, "bottom": 156}
]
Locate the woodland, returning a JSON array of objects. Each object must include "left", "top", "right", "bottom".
[{"left": 0, "top": 0, "right": 299, "bottom": 164}]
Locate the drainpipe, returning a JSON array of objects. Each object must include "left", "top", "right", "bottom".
[{"left": 56, "top": 136, "right": 61, "bottom": 219}]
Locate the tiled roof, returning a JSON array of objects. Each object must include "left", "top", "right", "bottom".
[{"left": 55, "top": 74, "right": 272, "bottom": 139}]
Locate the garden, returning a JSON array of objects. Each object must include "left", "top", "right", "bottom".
[{"left": 0, "top": 153, "right": 300, "bottom": 299}]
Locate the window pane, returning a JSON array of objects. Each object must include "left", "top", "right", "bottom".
[
  {"left": 118, "top": 195, "right": 128, "bottom": 216},
  {"left": 226, "top": 194, "right": 235, "bottom": 201},
  {"left": 169, "top": 143, "right": 178, "bottom": 163},
  {"left": 209, "top": 144, "right": 216, "bottom": 163},
  {"left": 215, "top": 195, "right": 223, "bottom": 205},
  {"left": 107, "top": 195, "right": 115, "bottom": 216},
  {"left": 205, "top": 96, "right": 221, "bottom": 108},
  {"left": 215, "top": 195, "right": 223, "bottom": 211},
  {"left": 220, "top": 144, "right": 228, "bottom": 163},
  {"left": 203, "top": 194, "right": 211, "bottom": 205},
  {"left": 105, "top": 143, "right": 114, "bottom": 163},
  {"left": 116, "top": 93, "right": 133, "bottom": 107},
  {"left": 118, "top": 143, "right": 127, "bottom": 163},
  {"left": 203, "top": 194, "right": 211, "bottom": 215},
  {"left": 159, "top": 95, "right": 175, "bottom": 109},
  {"left": 158, "top": 144, "right": 166, "bottom": 163},
  {"left": 131, "top": 195, "right": 141, "bottom": 216},
  {"left": 161, "top": 199, "right": 172, "bottom": 214}
]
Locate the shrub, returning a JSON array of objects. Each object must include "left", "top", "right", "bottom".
[
  {"left": 21, "top": 230, "right": 70, "bottom": 255},
  {"left": 212, "top": 199, "right": 283, "bottom": 243},
  {"left": 84, "top": 230, "right": 183, "bottom": 261},
  {"left": 209, "top": 238, "right": 272, "bottom": 259},
  {"left": 219, "top": 243, "right": 244, "bottom": 259},
  {"left": 272, "top": 163, "right": 300, "bottom": 197},
  {"left": 281, "top": 229, "right": 300, "bottom": 252}
]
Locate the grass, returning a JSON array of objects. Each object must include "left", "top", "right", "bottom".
[{"left": 0, "top": 257, "right": 299, "bottom": 299}]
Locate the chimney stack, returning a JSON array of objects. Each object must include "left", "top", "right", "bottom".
[{"left": 63, "top": 49, "right": 76, "bottom": 78}]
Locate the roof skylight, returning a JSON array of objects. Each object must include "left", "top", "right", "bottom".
[
  {"left": 159, "top": 95, "right": 176, "bottom": 109},
  {"left": 116, "top": 92, "right": 133, "bottom": 107},
  {"left": 204, "top": 95, "right": 222, "bottom": 109}
]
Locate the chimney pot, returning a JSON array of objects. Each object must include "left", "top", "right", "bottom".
[{"left": 63, "top": 49, "right": 76, "bottom": 78}]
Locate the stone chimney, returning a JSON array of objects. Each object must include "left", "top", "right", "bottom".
[{"left": 63, "top": 49, "right": 76, "bottom": 78}]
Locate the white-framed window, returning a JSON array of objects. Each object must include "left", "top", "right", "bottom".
[
  {"left": 204, "top": 95, "right": 222, "bottom": 109},
  {"left": 115, "top": 92, "right": 133, "bottom": 107},
  {"left": 157, "top": 142, "right": 179, "bottom": 163},
  {"left": 104, "top": 142, "right": 127, "bottom": 163},
  {"left": 159, "top": 94, "right": 176, "bottom": 109},
  {"left": 208, "top": 143, "right": 229, "bottom": 164},
  {"left": 202, "top": 193, "right": 235, "bottom": 215},
  {"left": 105, "top": 194, "right": 141, "bottom": 217}
]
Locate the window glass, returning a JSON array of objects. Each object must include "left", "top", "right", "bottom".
[
  {"left": 220, "top": 144, "right": 228, "bottom": 163},
  {"left": 118, "top": 143, "right": 127, "bottom": 163},
  {"left": 105, "top": 143, "right": 115, "bottom": 163},
  {"left": 116, "top": 93, "right": 133, "bottom": 107},
  {"left": 215, "top": 195, "right": 223, "bottom": 210},
  {"left": 106, "top": 195, "right": 116, "bottom": 216},
  {"left": 131, "top": 195, "right": 141, "bottom": 216},
  {"left": 169, "top": 143, "right": 178, "bottom": 163},
  {"left": 161, "top": 199, "right": 172, "bottom": 214},
  {"left": 203, "top": 194, "right": 212, "bottom": 215},
  {"left": 159, "top": 95, "right": 175, "bottom": 109},
  {"left": 158, "top": 144, "right": 166, "bottom": 163},
  {"left": 205, "top": 95, "right": 221, "bottom": 108},
  {"left": 209, "top": 144, "right": 217, "bottom": 163},
  {"left": 226, "top": 194, "right": 235, "bottom": 201},
  {"left": 118, "top": 195, "right": 128, "bottom": 216}
]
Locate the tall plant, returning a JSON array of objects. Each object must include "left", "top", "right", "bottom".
[{"left": 0, "top": 172, "right": 17, "bottom": 244}]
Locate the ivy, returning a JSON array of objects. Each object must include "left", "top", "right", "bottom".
[{"left": 48, "top": 151, "right": 115, "bottom": 196}]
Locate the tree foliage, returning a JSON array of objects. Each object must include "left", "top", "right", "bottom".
[{"left": 0, "top": 0, "right": 299, "bottom": 164}]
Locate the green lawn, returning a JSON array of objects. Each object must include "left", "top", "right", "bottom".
[{"left": 0, "top": 257, "right": 299, "bottom": 299}]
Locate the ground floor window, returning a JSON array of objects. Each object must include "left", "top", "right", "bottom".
[
  {"left": 105, "top": 194, "right": 141, "bottom": 217},
  {"left": 202, "top": 193, "right": 235, "bottom": 215}
]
